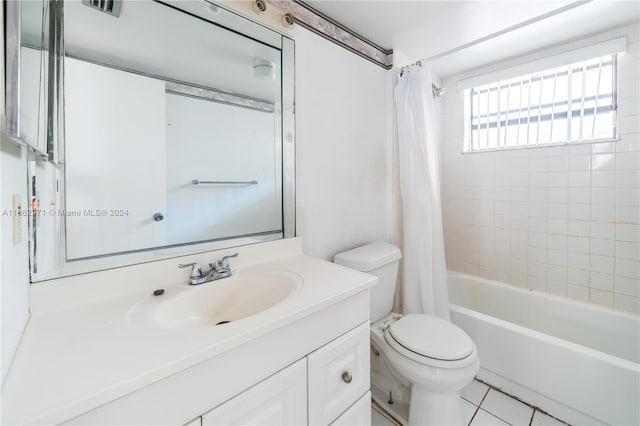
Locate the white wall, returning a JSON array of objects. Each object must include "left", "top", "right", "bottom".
[
  {"left": 1, "top": 4, "right": 31, "bottom": 385},
  {"left": 294, "top": 28, "right": 394, "bottom": 260},
  {"left": 0, "top": 136, "right": 30, "bottom": 384},
  {"left": 440, "top": 25, "right": 640, "bottom": 313}
]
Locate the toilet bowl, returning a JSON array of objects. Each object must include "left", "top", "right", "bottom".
[
  {"left": 334, "top": 243, "right": 479, "bottom": 426},
  {"left": 371, "top": 314, "right": 479, "bottom": 425}
]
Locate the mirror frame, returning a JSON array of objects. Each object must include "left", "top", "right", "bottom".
[
  {"left": 5, "top": 0, "right": 50, "bottom": 156},
  {"left": 28, "top": 0, "right": 295, "bottom": 281}
]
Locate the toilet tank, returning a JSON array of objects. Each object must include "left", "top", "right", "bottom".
[{"left": 334, "top": 242, "right": 402, "bottom": 322}]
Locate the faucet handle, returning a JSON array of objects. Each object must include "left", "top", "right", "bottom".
[
  {"left": 178, "top": 262, "right": 203, "bottom": 278},
  {"left": 221, "top": 253, "right": 239, "bottom": 263},
  {"left": 215, "top": 253, "right": 238, "bottom": 271}
]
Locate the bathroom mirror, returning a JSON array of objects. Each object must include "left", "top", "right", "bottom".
[
  {"left": 28, "top": 0, "right": 295, "bottom": 281},
  {"left": 5, "top": 0, "right": 49, "bottom": 155}
]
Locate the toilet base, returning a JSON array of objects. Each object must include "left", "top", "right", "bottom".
[{"left": 409, "top": 385, "right": 463, "bottom": 426}]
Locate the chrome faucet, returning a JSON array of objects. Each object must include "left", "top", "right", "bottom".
[{"left": 178, "top": 253, "right": 238, "bottom": 285}]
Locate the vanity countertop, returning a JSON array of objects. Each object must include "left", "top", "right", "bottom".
[{"left": 1, "top": 238, "right": 376, "bottom": 425}]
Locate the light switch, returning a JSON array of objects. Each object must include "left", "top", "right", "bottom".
[{"left": 12, "top": 193, "right": 22, "bottom": 246}]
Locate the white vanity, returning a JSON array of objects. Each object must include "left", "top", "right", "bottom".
[{"left": 1, "top": 238, "right": 376, "bottom": 425}]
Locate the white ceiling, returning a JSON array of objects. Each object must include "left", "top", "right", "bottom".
[{"left": 305, "top": 0, "right": 640, "bottom": 79}]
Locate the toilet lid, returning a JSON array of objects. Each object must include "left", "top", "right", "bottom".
[{"left": 387, "top": 314, "right": 474, "bottom": 361}]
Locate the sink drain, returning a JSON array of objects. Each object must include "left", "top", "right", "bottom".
[{"left": 216, "top": 320, "right": 231, "bottom": 325}]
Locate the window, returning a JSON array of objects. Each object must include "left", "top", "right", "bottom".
[{"left": 464, "top": 53, "right": 617, "bottom": 152}]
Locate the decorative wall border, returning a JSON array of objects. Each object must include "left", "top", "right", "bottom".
[{"left": 267, "top": 0, "right": 393, "bottom": 70}]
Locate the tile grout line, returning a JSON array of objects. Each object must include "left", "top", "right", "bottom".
[
  {"left": 466, "top": 403, "right": 481, "bottom": 426},
  {"left": 474, "top": 378, "right": 571, "bottom": 425},
  {"left": 375, "top": 378, "right": 570, "bottom": 426},
  {"left": 467, "top": 385, "right": 491, "bottom": 425},
  {"left": 477, "top": 389, "right": 515, "bottom": 426},
  {"left": 531, "top": 407, "right": 571, "bottom": 426},
  {"left": 467, "top": 407, "right": 479, "bottom": 425}
]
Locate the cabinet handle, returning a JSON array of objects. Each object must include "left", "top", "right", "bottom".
[{"left": 342, "top": 371, "right": 352, "bottom": 384}]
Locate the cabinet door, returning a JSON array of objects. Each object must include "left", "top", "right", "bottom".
[
  {"left": 331, "top": 392, "right": 372, "bottom": 426},
  {"left": 308, "top": 322, "right": 370, "bottom": 425},
  {"left": 201, "top": 359, "right": 306, "bottom": 426}
]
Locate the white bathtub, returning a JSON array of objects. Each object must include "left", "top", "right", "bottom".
[{"left": 448, "top": 271, "right": 640, "bottom": 426}]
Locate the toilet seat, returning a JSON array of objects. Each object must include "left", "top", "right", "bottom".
[{"left": 384, "top": 314, "right": 476, "bottom": 369}]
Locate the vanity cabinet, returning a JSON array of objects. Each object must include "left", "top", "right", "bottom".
[
  {"left": 201, "top": 359, "right": 307, "bottom": 425},
  {"left": 308, "top": 323, "right": 370, "bottom": 425},
  {"left": 194, "top": 323, "right": 370, "bottom": 426},
  {"left": 331, "top": 392, "right": 372, "bottom": 426}
]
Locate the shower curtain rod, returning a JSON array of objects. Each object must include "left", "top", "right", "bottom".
[
  {"left": 398, "top": 61, "right": 446, "bottom": 97},
  {"left": 398, "top": 60, "right": 423, "bottom": 76},
  {"left": 397, "top": 1, "right": 589, "bottom": 97},
  {"left": 423, "top": 0, "right": 591, "bottom": 63}
]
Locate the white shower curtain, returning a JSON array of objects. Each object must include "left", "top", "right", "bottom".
[{"left": 395, "top": 63, "right": 450, "bottom": 321}]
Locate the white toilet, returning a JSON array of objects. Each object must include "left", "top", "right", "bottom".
[{"left": 334, "top": 242, "right": 479, "bottom": 426}]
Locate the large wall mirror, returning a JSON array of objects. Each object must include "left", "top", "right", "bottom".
[{"left": 26, "top": 0, "right": 295, "bottom": 281}]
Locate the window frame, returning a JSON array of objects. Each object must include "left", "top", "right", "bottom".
[{"left": 462, "top": 53, "right": 619, "bottom": 154}]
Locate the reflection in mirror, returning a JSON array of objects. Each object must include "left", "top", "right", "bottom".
[
  {"left": 63, "top": 1, "right": 283, "bottom": 260},
  {"left": 29, "top": 0, "right": 295, "bottom": 280}
]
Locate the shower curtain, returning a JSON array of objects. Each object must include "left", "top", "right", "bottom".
[{"left": 395, "top": 63, "right": 450, "bottom": 321}]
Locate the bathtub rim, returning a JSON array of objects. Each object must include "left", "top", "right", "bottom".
[
  {"left": 447, "top": 271, "right": 640, "bottom": 368},
  {"left": 448, "top": 270, "right": 639, "bottom": 321}
]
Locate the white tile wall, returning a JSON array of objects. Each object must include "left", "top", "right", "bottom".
[{"left": 440, "top": 25, "right": 640, "bottom": 313}]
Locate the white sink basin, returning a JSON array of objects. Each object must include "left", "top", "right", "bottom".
[{"left": 128, "top": 270, "right": 302, "bottom": 329}]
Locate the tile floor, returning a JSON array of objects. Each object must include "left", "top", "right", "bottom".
[{"left": 372, "top": 379, "right": 569, "bottom": 426}]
